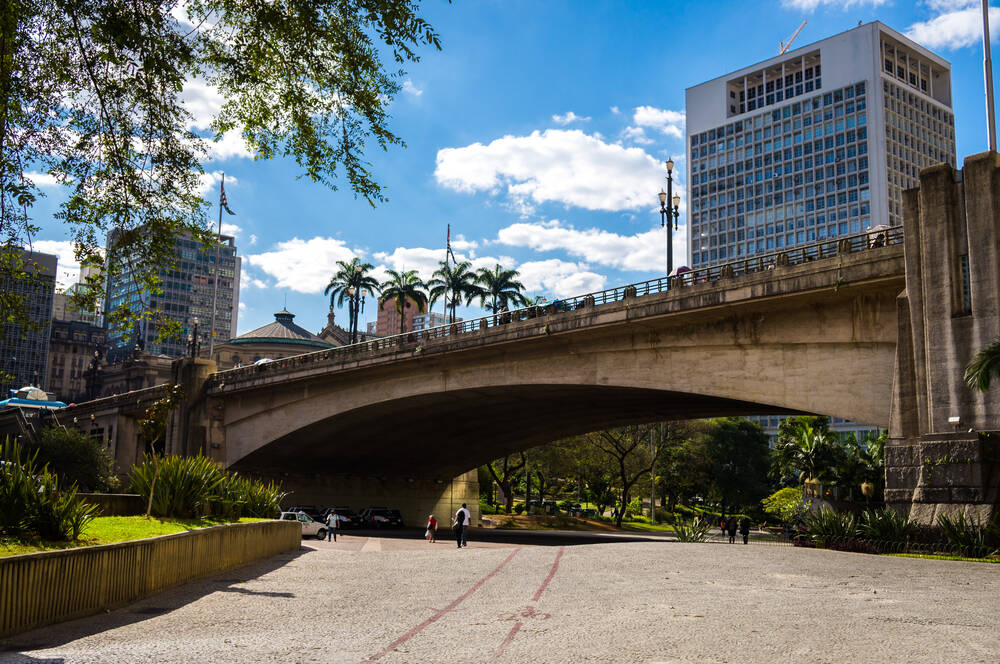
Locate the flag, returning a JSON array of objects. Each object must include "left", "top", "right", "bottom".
[{"left": 220, "top": 181, "right": 236, "bottom": 216}]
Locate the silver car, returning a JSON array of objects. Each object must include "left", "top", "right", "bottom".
[{"left": 278, "top": 511, "right": 327, "bottom": 539}]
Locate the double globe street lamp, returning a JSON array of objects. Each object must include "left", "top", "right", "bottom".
[{"left": 658, "top": 158, "right": 681, "bottom": 276}]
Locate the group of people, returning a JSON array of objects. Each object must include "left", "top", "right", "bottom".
[
  {"left": 720, "top": 517, "right": 751, "bottom": 544},
  {"left": 423, "top": 503, "right": 472, "bottom": 548}
]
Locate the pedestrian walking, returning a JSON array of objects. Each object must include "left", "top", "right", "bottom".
[
  {"left": 326, "top": 511, "right": 338, "bottom": 542},
  {"left": 454, "top": 503, "right": 471, "bottom": 548},
  {"left": 739, "top": 517, "right": 750, "bottom": 545},
  {"left": 727, "top": 517, "right": 738, "bottom": 544},
  {"left": 720, "top": 517, "right": 727, "bottom": 537},
  {"left": 425, "top": 514, "right": 437, "bottom": 543}
]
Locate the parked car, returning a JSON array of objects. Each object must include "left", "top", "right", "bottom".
[
  {"left": 288, "top": 505, "right": 324, "bottom": 522},
  {"left": 362, "top": 508, "right": 404, "bottom": 529},
  {"left": 320, "top": 507, "right": 363, "bottom": 529},
  {"left": 278, "top": 511, "right": 327, "bottom": 539}
]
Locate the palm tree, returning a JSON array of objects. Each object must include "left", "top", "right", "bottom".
[
  {"left": 964, "top": 338, "right": 1000, "bottom": 391},
  {"left": 779, "top": 422, "right": 831, "bottom": 483},
  {"left": 378, "top": 269, "right": 428, "bottom": 335},
  {"left": 426, "top": 260, "right": 484, "bottom": 323},
  {"left": 476, "top": 264, "right": 530, "bottom": 313},
  {"left": 324, "top": 258, "right": 380, "bottom": 344}
]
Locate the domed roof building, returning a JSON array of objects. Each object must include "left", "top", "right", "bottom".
[{"left": 210, "top": 309, "right": 334, "bottom": 370}]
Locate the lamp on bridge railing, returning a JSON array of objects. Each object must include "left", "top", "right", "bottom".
[{"left": 658, "top": 158, "right": 681, "bottom": 276}]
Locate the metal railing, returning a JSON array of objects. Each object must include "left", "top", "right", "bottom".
[{"left": 209, "top": 227, "right": 903, "bottom": 388}]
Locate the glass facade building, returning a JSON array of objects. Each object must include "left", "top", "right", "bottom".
[
  {"left": 0, "top": 249, "right": 57, "bottom": 397},
  {"left": 685, "top": 22, "right": 955, "bottom": 269}
]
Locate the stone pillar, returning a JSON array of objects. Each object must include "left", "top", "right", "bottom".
[
  {"left": 888, "top": 152, "right": 1000, "bottom": 523},
  {"left": 166, "top": 358, "right": 217, "bottom": 457}
]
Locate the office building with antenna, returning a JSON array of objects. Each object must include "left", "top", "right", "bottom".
[{"left": 685, "top": 21, "right": 956, "bottom": 270}]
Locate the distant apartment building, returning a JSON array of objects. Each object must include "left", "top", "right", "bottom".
[
  {"left": 47, "top": 319, "right": 106, "bottom": 402},
  {"left": 367, "top": 302, "right": 457, "bottom": 336},
  {"left": 52, "top": 264, "right": 105, "bottom": 327},
  {"left": 685, "top": 22, "right": 955, "bottom": 269},
  {"left": 105, "top": 232, "right": 241, "bottom": 362},
  {"left": 412, "top": 311, "right": 450, "bottom": 331},
  {"left": 1, "top": 249, "right": 57, "bottom": 396},
  {"left": 748, "top": 415, "right": 882, "bottom": 447}
]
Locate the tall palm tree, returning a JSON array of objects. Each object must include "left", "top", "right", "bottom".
[
  {"left": 476, "top": 264, "right": 530, "bottom": 313},
  {"left": 779, "top": 422, "right": 831, "bottom": 483},
  {"left": 964, "top": 338, "right": 1000, "bottom": 391},
  {"left": 324, "top": 258, "right": 380, "bottom": 343},
  {"left": 426, "top": 260, "right": 484, "bottom": 323},
  {"left": 378, "top": 269, "right": 428, "bottom": 335}
]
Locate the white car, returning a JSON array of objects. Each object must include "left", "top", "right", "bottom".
[{"left": 279, "top": 511, "right": 327, "bottom": 539}]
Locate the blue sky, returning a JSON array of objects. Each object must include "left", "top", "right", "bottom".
[{"left": 27, "top": 0, "right": 1000, "bottom": 336}]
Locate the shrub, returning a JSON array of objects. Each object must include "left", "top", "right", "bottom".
[
  {"left": 514, "top": 503, "right": 524, "bottom": 514},
  {"left": 29, "top": 426, "right": 118, "bottom": 492},
  {"left": 937, "top": 513, "right": 999, "bottom": 558},
  {"left": 230, "top": 475, "right": 287, "bottom": 518},
  {"left": 129, "top": 454, "right": 225, "bottom": 518},
  {"left": 761, "top": 487, "right": 806, "bottom": 524},
  {"left": 858, "top": 508, "right": 916, "bottom": 547},
  {"left": 1, "top": 438, "right": 98, "bottom": 541},
  {"left": 674, "top": 517, "right": 712, "bottom": 542},
  {"left": 803, "top": 507, "right": 858, "bottom": 548}
]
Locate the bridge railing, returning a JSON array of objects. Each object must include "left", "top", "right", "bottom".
[{"left": 209, "top": 227, "right": 902, "bottom": 386}]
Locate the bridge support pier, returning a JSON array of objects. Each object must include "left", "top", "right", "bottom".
[{"left": 888, "top": 152, "right": 1000, "bottom": 524}]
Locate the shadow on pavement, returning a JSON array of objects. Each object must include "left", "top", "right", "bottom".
[
  {"left": 0, "top": 547, "right": 311, "bottom": 657},
  {"left": 344, "top": 526, "right": 669, "bottom": 546}
]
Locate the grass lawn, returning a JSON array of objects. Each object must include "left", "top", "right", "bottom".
[
  {"left": 887, "top": 552, "right": 1000, "bottom": 564},
  {"left": 0, "top": 516, "right": 270, "bottom": 558},
  {"left": 619, "top": 520, "right": 677, "bottom": 533}
]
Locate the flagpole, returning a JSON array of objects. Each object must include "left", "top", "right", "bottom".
[
  {"left": 984, "top": 0, "right": 997, "bottom": 151},
  {"left": 444, "top": 224, "right": 451, "bottom": 326},
  {"left": 208, "top": 173, "right": 224, "bottom": 359}
]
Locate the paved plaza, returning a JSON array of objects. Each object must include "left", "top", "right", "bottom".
[{"left": 2, "top": 530, "right": 998, "bottom": 663}]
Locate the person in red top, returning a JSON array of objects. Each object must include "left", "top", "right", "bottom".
[{"left": 425, "top": 514, "right": 437, "bottom": 543}]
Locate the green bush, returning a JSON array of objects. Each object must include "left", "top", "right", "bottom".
[
  {"left": 803, "top": 507, "right": 858, "bottom": 547},
  {"left": 29, "top": 426, "right": 118, "bottom": 492},
  {"left": 514, "top": 503, "right": 524, "bottom": 514},
  {"left": 761, "top": 487, "right": 806, "bottom": 524},
  {"left": 129, "top": 454, "right": 225, "bottom": 518},
  {"left": 674, "top": 517, "right": 712, "bottom": 542},
  {"left": 858, "top": 508, "right": 916, "bottom": 545},
  {"left": 937, "top": 513, "right": 999, "bottom": 558},
  {"left": 228, "top": 475, "right": 286, "bottom": 518},
  {"left": 1, "top": 438, "right": 98, "bottom": 541}
]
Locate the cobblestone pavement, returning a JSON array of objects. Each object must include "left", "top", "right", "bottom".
[{"left": 2, "top": 529, "right": 998, "bottom": 664}]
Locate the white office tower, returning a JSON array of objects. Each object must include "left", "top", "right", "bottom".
[{"left": 685, "top": 22, "right": 956, "bottom": 269}]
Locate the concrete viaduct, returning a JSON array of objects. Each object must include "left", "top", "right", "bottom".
[{"left": 27, "top": 152, "right": 1000, "bottom": 526}]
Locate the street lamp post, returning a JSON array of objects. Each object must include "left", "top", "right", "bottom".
[{"left": 658, "top": 158, "right": 681, "bottom": 276}]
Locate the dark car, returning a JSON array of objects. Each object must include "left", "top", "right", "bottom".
[
  {"left": 362, "top": 508, "right": 404, "bottom": 528},
  {"left": 321, "top": 507, "right": 363, "bottom": 529},
  {"left": 288, "top": 505, "right": 324, "bottom": 522}
]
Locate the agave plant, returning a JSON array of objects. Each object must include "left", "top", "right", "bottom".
[
  {"left": 803, "top": 506, "right": 858, "bottom": 548},
  {"left": 858, "top": 508, "right": 915, "bottom": 549},
  {"left": 937, "top": 513, "right": 999, "bottom": 558},
  {"left": 129, "top": 454, "right": 226, "bottom": 518},
  {"left": 674, "top": 516, "right": 712, "bottom": 542}
]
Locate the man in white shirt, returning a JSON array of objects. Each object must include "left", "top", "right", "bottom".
[{"left": 454, "top": 503, "right": 471, "bottom": 548}]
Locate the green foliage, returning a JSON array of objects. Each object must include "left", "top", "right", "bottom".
[
  {"left": 226, "top": 476, "right": 287, "bottom": 519},
  {"left": 514, "top": 503, "right": 524, "bottom": 515},
  {"left": 937, "top": 513, "right": 999, "bottom": 558},
  {"left": 624, "top": 497, "right": 643, "bottom": 518},
  {"left": 761, "top": 486, "right": 806, "bottom": 524},
  {"left": 326, "top": 258, "right": 382, "bottom": 342},
  {"left": 427, "top": 261, "right": 485, "bottom": 322},
  {"left": 29, "top": 426, "right": 117, "bottom": 492},
  {"left": 378, "top": 269, "right": 428, "bottom": 335},
  {"left": 476, "top": 264, "right": 530, "bottom": 313},
  {"left": 129, "top": 455, "right": 225, "bottom": 518},
  {"left": 0, "top": 438, "right": 98, "bottom": 541},
  {"left": 858, "top": 508, "right": 916, "bottom": 544},
  {"left": 803, "top": 507, "right": 858, "bottom": 547},
  {"left": 674, "top": 517, "right": 712, "bottom": 543},
  {"left": 699, "top": 418, "right": 771, "bottom": 514},
  {"left": 964, "top": 338, "right": 1000, "bottom": 392}
]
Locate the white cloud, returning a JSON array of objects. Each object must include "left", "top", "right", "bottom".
[
  {"left": 435, "top": 129, "right": 664, "bottom": 213},
  {"left": 240, "top": 268, "right": 268, "bottom": 291},
  {"left": 906, "top": 6, "right": 1000, "bottom": 50},
  {"left": 496, "top": 218, "right": 688, "bottom": 274},
  {"left": 372, "top": 246, "right": 512, "bottom": 284},
  {"left": 516, "top": 259, "right": 606, "bottom": 298},
  {"left": 249, "top": 234, "right": 258, "bottom": 246},
  {"left": 238, "top": 301, "right": 247, "bottom": 312},
  {"left": 25, "top": 171, "right": 62, "bottom": 188},
  {"left": 246, "top": 237, "right": 358, "bottom": 293},
  {"left": 633, "top": 106, "right": 685, "bottom": 139},
  {"left": 621, "top": 126, "right": 654, "bottom": 145},
  {"left": 197, "top": 170, "right": 239, "bottom": 196},
  {"left": 781, "top": 0, "right": 887, "bottom": 9},
  {"left": 27, "top": 240, "right": 79, "bottom": 290},
  {"left": 205, "top": 130, "right": 253, "bottom": 161},
  {"left": 180, "top": 79, "right": 224, "bottom": 132},
  {"left": 450, "top": 234, "right": 478, "bottom": 251},
  {"left": 610, "top": 106, "right": 620, "bottom": 115},
  {"left": 552, "top": 111, "right": 591, "bottom": 125},
  {"left": 402, "top": 79, "right": 423, "bottom": 97},
  {"left": 221, "top": 222, "right": 241, "bottom": 238}
]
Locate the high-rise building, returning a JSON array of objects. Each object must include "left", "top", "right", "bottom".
[
  {"left": 105, "top": 232, "right": 241, "bottom": 362},
  {"left": 1, "top": 249, "right": 57, "bottom": 396},
  {"left": 47, "top": 319, "right": 106, "bottom": 402},
  {"left": 685, "top": 22, "right": 955, "bottom": 269}
]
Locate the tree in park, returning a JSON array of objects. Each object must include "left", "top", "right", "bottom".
[
  {"left": 427, "top": 260, "right": 484, "bottom": 324},
  {"left": 655, "top": 421, "right": 713, "bottom": 514},
  {"left": 587, "top": 425, "right": 656, "bottom": 528},
  {"left": 29, "top": 425, "right": 117, "bottom": 493},
  {"left": 1, "top": 0, "right": 443, "bottom": 343},
  {"left": 324, "top": 258, "right": 381, "bottom": 343},
  {"left": 699, "top": 417, "right": 770, "bottom": 517},
  {"left": 770, "top": 415, "right": 834, "bottom": 487},
  {"left": 136, "top": 384, "right": 185, "bottom": 517},
  {"left": 476, "top": 264, "right": 530, "bottom": 314},
  {"left": 485, "top": 453, "right": 526, "bottom": 514},
  {"left": 378, "top": 269, "right": 428, "bottom": 335}
]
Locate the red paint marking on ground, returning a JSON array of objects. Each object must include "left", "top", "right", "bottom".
[
  {"left": 494, "top": 622, "right": 523, "bottom": 657},
  {"left": 362, "top": 547, "right": 521, "bottom": 662},
  {"left": 531, "top": 546, "right": 565, "bottom": 601}
]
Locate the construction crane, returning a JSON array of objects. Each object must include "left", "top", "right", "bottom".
[{"left": 779, "top": 20, "right": 807, "bottom": 55}]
